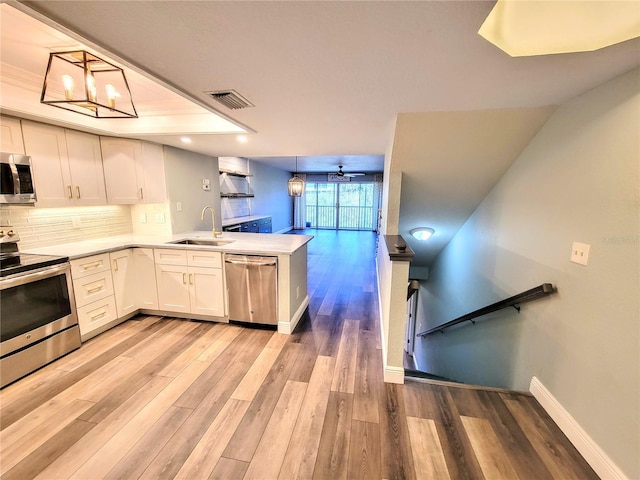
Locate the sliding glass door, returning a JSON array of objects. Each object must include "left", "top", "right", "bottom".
[{"left": 306, "top": 182, "right": 376, "bottom": 230}]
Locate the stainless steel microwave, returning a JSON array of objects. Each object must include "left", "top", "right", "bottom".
[{"left": 0, "top": 153, "right": 36, "bottom": 204}]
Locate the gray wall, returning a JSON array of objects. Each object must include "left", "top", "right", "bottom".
[
  {"left": 250, "top": 161, "right": 293, "bottom": 233},
  {"left": 163, "top": 146, "right": 221, "bottom": 233},
  {"left": 414, "top": 68, "right": 639, "bottom": 478}
]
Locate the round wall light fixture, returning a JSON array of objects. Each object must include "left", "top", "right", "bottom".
[{"left": 410, "top": 227, "right": 435, "bottom": 241}]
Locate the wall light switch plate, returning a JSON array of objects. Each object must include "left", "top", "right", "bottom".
[
  {"left": 139, "top": 213, "right": 147, "bottom": 224},
  {"left": 571, "top": 242, "right": 590, "bottom": 266}
]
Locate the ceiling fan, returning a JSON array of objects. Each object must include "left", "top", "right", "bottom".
[{"left": 335, "top": 165, "right": 365, "bottom": 177}]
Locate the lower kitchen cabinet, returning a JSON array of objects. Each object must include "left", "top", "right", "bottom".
[
  {"left": 70, "top": 253, "right": 118, "bottom": 340},
  {"left": 188, "top": 266, "right": 225, "bottom": 316},
  {"left": 110, "top": 249, "right": 137, "bottom": 318},
  {"left": 76, "top": 296, "right": 119, "bottom": 337},
  {"left": 134, "top": 248, "right": 159, "bottom": 310},
  {"left": 155, "top": 264, "right": 191, "bottom": 313},
  {"left": 154, "top": 249, "right": 225, "bottom": 317}
]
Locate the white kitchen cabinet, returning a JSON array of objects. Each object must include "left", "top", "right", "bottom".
[
  {"left": 70, "top": 253, "right": 111, "bottom": 278},
  {"left": 140, "top": 142, "right": 167, "bottom": 203},
  {"left": 0, "top": 116, "right": 25, "bottom": 154},
  {"left": 134, "top": 248, "right": 159, "bottom": 310},
  {"left": 154, "top": 248, "right": 225, "bottom": 317},
  {"left": 64, "top": 130, "right": 107, "bottom": 206},
  {"left": 22, "top": 121, "right": 106, "bottom": 207},
  {"left": 155, "top": 263, "right": 191, "bottom": 313},
  {"left": 72, "top": 270, "right": 115, "bottom": 307},
  {"left": 110, "top": 249, "right": 137, "bottom": 318},
  {"left": 188, "top": 266, "right": 225, "bottom": 316},
  {"left": 101, "top": 137, "right": 166, "bottom": 204},
  {"left": 76, "top": 296, "right": 119, "bottom": 339},
  {"left": 100, "top": 137, "right": 145, "bottom": 204},
  {"left": 70, "top": 253, "right": 117, "bottom": 340}
]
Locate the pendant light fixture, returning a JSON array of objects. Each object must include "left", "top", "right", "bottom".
[
  {"left": 40, "top": 50, "right": 137, "bottom": 118},
  {"left": 288, "top": 156, "right": 305, "bottom": 197}
]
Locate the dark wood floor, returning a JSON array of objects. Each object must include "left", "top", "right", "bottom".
[{"left": 0, "top": 228, "right": 598, "bottom": 479}]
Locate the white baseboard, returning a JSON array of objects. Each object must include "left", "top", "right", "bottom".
[
  {"left": 384, "top": 365, "right": 405, "bottom": 384},
  {"left": 530, "top": 376, "right": 628, "bottom": 480},
  {"left": 277, "top": 295, "right": 309, "bottom": 335}
]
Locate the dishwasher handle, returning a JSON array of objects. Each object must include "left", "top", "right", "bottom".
[{"left": 225, "top": 259, "right": 276, "bottom": 267}]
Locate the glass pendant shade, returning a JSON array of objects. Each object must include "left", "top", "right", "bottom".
[
  {"left": 288, "top": 156, "right": 305, "bottom": 197},
  {"left": 288, "top": 175, "right": 305, "bottom": 197},
  {"left": 40, "top": 50, "right": 137, "bottom": 118}
]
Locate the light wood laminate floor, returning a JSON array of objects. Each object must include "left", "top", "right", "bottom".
[{"left": 0, "top": 230, "right": 597, "bottom": 479}]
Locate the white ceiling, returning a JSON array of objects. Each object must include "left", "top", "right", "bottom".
[
  {"left": 6, "top": 1, "right": 640, "bottom": 173},
  {"left": 2, "top": 1, "right": 639, "bottom": 265}
]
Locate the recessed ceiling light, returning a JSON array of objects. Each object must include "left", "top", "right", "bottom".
[
  {"left": 181, "top": 137, "right": 192, "bottom": 143},
  {"left": 237, "top": 135, "right": 248, "bottom": 143},
  {"left": 410, "top": 227, "right": 435, "bottom": 241}
]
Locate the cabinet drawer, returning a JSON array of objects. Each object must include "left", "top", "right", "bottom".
[
  {"left": 154, "top": 248, "right": 188, "bottom": 265},
  {"left": 77, "top": 296, "right": 117, "bottom": 336},
  {"left": 72, "top": 270, "right": 114, "bottom": 308},
  {"left": 70, "top": 253, "right": 111, "bottom": 278},
  {"left": 187, "top": 250, "right": 222, "bottom": 268}
]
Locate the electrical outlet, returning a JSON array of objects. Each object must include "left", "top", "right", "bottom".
[
  {"left": 176, "top": 201, "right": 182, "bottom": 212},
  {"left": 571, "top": 242, "right": 590, "bottom": 266},
  {"left": 139, "top": 213, "right": 147, "bottom": 224},
  {"left": 71, "top": 216, "right": 81, "bottom": 228},
  {"left": 155, "top": 213, "right": 166, "bottom": 223}
]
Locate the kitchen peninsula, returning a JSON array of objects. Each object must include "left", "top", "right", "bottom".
[{"left": 26, "top": 231, "right": 312, "bottom": 338}]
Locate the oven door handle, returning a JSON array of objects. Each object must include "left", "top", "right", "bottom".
[
  {"left": 9, "top": 160, "right": 21, "bottom": 194},
  {"left": 0, "top": 263, "right": 70, "bottom": 290}
]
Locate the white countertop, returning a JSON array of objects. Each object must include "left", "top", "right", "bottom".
[
  {"left": 221, "top": 215, "right": 270, "bottom": 227},
  {"left": 24, "top": 231, "right": 313, "bottom": 260}
]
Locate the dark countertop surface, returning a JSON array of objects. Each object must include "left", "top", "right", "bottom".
[{"left": 383, "top": 235, "right": 415, "bottom": 260}]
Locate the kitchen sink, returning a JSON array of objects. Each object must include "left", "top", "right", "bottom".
[{"left": 168, "top": 239, "right": 235, "bottom": 247}]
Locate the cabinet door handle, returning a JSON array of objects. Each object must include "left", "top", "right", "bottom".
[
  {"left": 183, "top": 273, "right": 187, "bottom": 285},
  {"left": 82, "top": 261, "right": 102, "bottom": 270},
  {"left": 87, "top": 285, "right": 104, "bottom": 294},
  {"left": 76, "top": 186, "right": 81, "bottom": 199},
  {"left": 139, "top": 187, "right": 144, "bottom": 200},
  {"left": 90, "top": 310, "right": 107, "bottom": 320},
  {"left": 113, "top": 259, "right": 118, "bottom": 272},
  {"left": 67, "top": 185, "right": 73, "bottom": 199},
  {"left": 189, "top": 273, "right": 193, "bottom": 285}
]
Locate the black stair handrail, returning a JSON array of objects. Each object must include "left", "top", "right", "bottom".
[{"left": 417, "top": 283, "right": 556, "bottom": 337}]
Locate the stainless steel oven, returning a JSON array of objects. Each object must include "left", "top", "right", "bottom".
[{"left": 0, "top": 228, "right": 80, "bottom": 388}]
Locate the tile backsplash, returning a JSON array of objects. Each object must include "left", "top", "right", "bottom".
[{"left": 0, "top": 205, "right": 133, "bottom": 249}]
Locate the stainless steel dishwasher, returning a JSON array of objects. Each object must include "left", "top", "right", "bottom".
[{"left": 225, "top": 254, "right": 277, "bottom": 325}]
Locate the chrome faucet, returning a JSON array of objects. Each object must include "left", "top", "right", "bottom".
[{"left": 201, "top": 205, "right": 222, "bottom": 238}]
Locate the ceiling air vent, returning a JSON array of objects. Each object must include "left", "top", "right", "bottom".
[{"left": 206, "top": 90, "right": 254, "bottom": 110}]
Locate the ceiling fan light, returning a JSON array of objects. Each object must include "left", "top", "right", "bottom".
[{"left": 411, "top": 227, "right": 435, "bottom": 241}]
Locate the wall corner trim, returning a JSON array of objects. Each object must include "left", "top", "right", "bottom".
[
  {"left": 383, "top": 365, "right": 405, "bottom": 384},
  {"left": 278, "top": 295, "right": 309, "bottom": 335},
  {"left": 529, "top": 376, "right": 628, "bottom": 480}
]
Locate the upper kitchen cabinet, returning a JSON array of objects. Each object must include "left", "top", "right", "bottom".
[
  {"left": 101, "top": 137, "right": 166, "bottom": 204},
  {"left": 22, "top": 121, "right": 107, "bottom": 207},
  {"left": 0, "top": 116, "right": 25, "bottom": 154}
]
